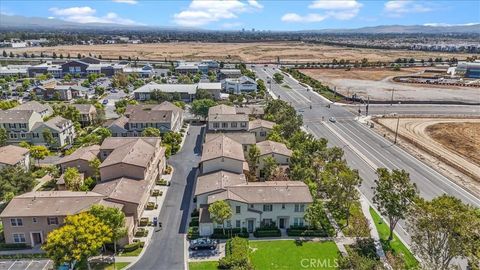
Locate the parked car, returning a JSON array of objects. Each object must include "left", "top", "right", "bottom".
[
  {"left": 329, "top": 117, "right": 336, "bottom": 123},
  {"left": 189, "top": 238, "right": 217, "bottom": 250},
  {"left": 102, "top": 99, "right": 109, "bottom": 105}
]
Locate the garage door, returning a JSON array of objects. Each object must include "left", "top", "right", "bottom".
[{"left": 200, "top": 224, "right": 213, "bottom": 236}]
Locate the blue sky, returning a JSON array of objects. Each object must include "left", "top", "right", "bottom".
[{"left": 1, "top": 0, "right": 479, "bottom": 30}]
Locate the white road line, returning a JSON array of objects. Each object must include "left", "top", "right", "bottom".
[
  {"left": 7, "top": 261, "right": 17, "bottom": 270},
  {"left": 355, "top": 120, "right": 480, "bottom": 206},
  {"left": 41, "top": 261, "right": 50, "bottom": 270},
  {"left": 25, "top": 261, "right": 33, "bottom": 270}
]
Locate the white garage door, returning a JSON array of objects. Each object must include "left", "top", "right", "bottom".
[{"left": 200, "top": 224, "right": 213, "bottom": 236}]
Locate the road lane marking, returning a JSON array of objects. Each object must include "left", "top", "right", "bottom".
[{"left": 7, "top": 261, "right": 17, "bottom": 270}]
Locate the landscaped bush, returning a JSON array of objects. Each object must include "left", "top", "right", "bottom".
[
  {"left": 163, "top": 166, "right": 172, "bottom": 174},
  {"left": 286, "top": 228, "right": 329, "bottom": 237},
  {"left": 0, "top": 243, "right": 29, "bottom": 250},
  {"left": 145, "top": 202, "right": 156, "bottom": 210},
  {"left": 188, "top": 226, "right": 200, "bottom": 240},
  {"left": 190, "top": 208, "right": 199, "bottom": 217},
  {"left": 139, "top": 217, "right": 149, "bottom": 227},
  {"left": 253, "top": 229, "right": 281, "bottom": 238},
  {"left": 123, "top": 242, "right": 140, "bottom": 252},
  {"left": 134, "top": 228, "right": 148, "bottom": 237},
  {"left": 218, "top": 237, "right": 252, "bottom": 269},
  {"left": 156, "top": 179, "right": 170, "bottom": 186},
  {"left": 211, "top": 228, "right": 249, "bottom": 239},
  {"left": 151, "top": 189, "right": 163, "bottom": 197},
  {"left": 189, "top": 217, "right": 199, "bottom": 227}
]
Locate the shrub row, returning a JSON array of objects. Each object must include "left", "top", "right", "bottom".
[
  {"left": 287, "top": 229, "right": 329, "bottom": 237},
  {"left": 0, "top": 243, "right": 29, "bottom": 250},
  {"left": 218, "top": 237, "right": 252, "bottom": 269},
  {"left": 189, "top": 217, "right": 199, "bottom": 227},
  {"left": 188, "top": 226, "right": 200, "bottom": 240},
  {"left": 253, "top": 229, "right": 281, "bottom": 238},
  {"left": 211, "top": 228, "right": 249, "bottom": 239},
  {"left": 123, "top": 241, "right": 140, "bottom": 252}
]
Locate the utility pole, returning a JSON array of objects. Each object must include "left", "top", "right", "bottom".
[
  {"left": 366, "top": 96, "right": 369, "bottom": 116},
  {"left": 390, "top": 88, "right": 394, "bottom": 106},
  {"left": 394, "top": 115, "right": 400, "bottom": 144}
]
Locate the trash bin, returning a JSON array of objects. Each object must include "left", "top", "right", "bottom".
[{"left": 153, "top": 217, "right": 158, "bottom": 227}]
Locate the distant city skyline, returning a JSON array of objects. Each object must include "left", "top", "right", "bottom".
[{"left": 0, "top": 0, "right": 479, "bottom": 31}]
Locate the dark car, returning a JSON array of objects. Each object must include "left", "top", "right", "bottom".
[{"left": 189, "top": 238, "right": 217, "bottom": 250}]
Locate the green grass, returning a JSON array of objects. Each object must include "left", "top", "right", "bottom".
[
  {"left": 91, "top": 262, "right": 129, "bottom": 270},
  {"left": 329, "top": 202, "right": 370, "bottom": 237},
  {"left": 118, "top": 246, "right": 143, "bottom": 257},
  {"left": 369, "top": 207, "right": 419, "bottom": 269},
  {"left": 188, "top": 261, "right": 219, "bottom": 270},
  {"left": 249, "top": 240, "right": 340, "bottom": 269}
]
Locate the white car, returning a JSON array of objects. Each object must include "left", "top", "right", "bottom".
[{"left": 329, "top": 117, "right": 337, "bottom": 123}]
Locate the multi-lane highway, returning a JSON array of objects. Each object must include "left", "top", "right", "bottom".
[{"left": 252, "top": 65, "right": 480, "bottom": 244}]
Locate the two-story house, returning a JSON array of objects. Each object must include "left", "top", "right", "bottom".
[
  {"left": 56, "top": 145, "right": 100, "bottom": 178},
  {"left": 0, "top": 145, "right": 30, "bottom": 171},
  {"left": 72, "top": 104, "right": 98, "bottom": 127},
  {"left": 256, "top": 140, "right": 293, "bottom": 179},
  {"left": 200, "top": 135, "right": 248, "bottom": 175},
  {"left": 12, "top": 101, "right": 53, "bottom": 119},
  {"left": 207, "top": 105, "right": 248, "bottom": 132},
  {"left": 0, "top": 110, "right": 42, "bottom": 144},
  {"left": 222, "top": 76, "right": 257, "bottom": 94},
  {"left": 31, "top": 116, "right": 75, "bottom": 148},
  {"left": 248, "top": 119, "right": 275, "bottom": 142}
]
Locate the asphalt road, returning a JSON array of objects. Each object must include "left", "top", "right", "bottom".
[
  {"left": 130, "top": 124, "right": 204, "bottom": 270},
  {"left": 253, "top": 65, "right": 480, "bottom": 244}
]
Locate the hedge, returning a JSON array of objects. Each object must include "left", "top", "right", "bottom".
[
  {"left": 0, "top": 243, "right": 29, "bottom": 250},
  {"left": 189, "top": 217, "right": 199, "bottom": 227},
  {"left": 211, "top": 228, "right": 249, "bottom": 239},
  {"left": 188, "top": 226, "right": 200, "bottom": 240},
  {"left": 253, "top": 229, "right": 281, "bottom": 238},
  {"left": 123, "top": 242, "right": 140, "bottom": 252}
]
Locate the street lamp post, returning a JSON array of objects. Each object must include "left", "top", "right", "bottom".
[{"left": 394, "top": 115, "right": 400, "bottom": 144}]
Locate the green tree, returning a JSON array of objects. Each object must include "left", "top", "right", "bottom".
[
  {"left": 89, "top": 158, "right": 101, "bottom": 180},
  {"left": 196, "top": 88, "right": 214, "bottom": 100},
  {"left": 191, "top": 99, "right": 216, "bottom": 119},
  {"left": 304, "top": 200, "right": 324, "bottom": 230},
  {"left": 63, "top": 73, "right": 72, "bottom": 82},
  {"left": 42, "top": 128, "right": 56, "bottom": 147},
  {"left": 30, "top": 145, "right": 50, "bottom": 165},
  {"left": 63, "top": 167, "right": 83, "bottom": 191},
  {"left": 94, "top": 127, "right": 112, "bottom": 143},
  {"left": 0, "top": 127, "right": 7, "bottom": 146},
  {"left": 247, "top": 144, "right": 260, "bottom": 180},
  {"left": 373, "top": 168, "right": 418, "bottom": 241},
  {"left": 142, "top": 127, "right": 161, "bottom": 137},
  {"left": 0, "top": 166, "right": 35, "bottom": 201},
  {"left": 208, "top": 200, "right": 232, "bottom": 235},
  {"left": 43, "top": 212, "right": 112, "bottom": 269},
  {"left": 407, "top": 195, "right": 480, "bottom": 270},
  {"left": 273, "top": 72, "right": 284, "bottom": 83},
  {"left": 90, "top": 205, "right": 127, "bottom": 255},
  {"left": 262, "top": 156, "right": 278, "bottom": 181}
]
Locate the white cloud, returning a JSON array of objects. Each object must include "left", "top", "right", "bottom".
[
  {"left": 49, "top": 6, "right": 143, "bottom": 25},
  {"left": 47, "top": 16, "right": 55, "bottom": 19},
  {"left": 49, "top": 6, "right": 96, "bottom": 16},
  {"left": 248, "top": 0, "right": 263, "bottom": 9},
  {"left": 424, "top": 22, "right": 479, "bottom": 27},
  {"left": 281, "top": 13, "right": 327, "bottom": 23},
  {"left": 222, "top": 22, "right": 244, "bottom": 28},
  {"left": 384, "top": 1, "right": 432, "bottom": 17},
  {"left": 173, "top": 0, "right": 262, "bottom": 27},
  {"left": 282, "top": 0, "right": 361, "bottom": 23},
  {"left": 112, "top": 0, "right": 138, "bottom": 4}
]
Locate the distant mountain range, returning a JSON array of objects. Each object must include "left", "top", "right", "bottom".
[{"left": 0, "top": 14, "right": 479, "bottom": 34}]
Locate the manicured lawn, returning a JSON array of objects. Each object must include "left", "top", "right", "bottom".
[
  {"left": 118, "top": 247, "right": 143, "bottom": 257},
  {"left": 369, "top": 207, "right": 419, "bottom": 269},
  {"left": 188, "top": 261, "right": 219, "bottom": 270},
  {"left": 249, "top": 240, "right": 340, "bottom": 269},
  {"left": 329, "top": 202, "right": 370, "bottom": 237},
  {"left": 91, "top": 262, "right": 129, "bottom": 270}
]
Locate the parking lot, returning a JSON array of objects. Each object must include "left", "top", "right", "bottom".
[{"left": 0, "top": 260, "right": 52, "bottom": 270}]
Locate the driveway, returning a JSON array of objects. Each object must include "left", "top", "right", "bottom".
[
  {"left": 130, "top": 124, "right": 204, "bottom": 270},
  {"left": 0, "top": 260, "right": 52, "bottom": 270}
]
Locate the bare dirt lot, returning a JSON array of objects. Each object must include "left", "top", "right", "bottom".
[
  {"left": 4, "top": 42, "right": 471, "bottom": 63},
  {"left": 301, "top": 68, "right": 480, "bottom": 103},
  {"left": 375, "top": 118, "right": 480, "bottom": 189}
]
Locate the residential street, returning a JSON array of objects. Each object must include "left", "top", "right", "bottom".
[{"left": 130, "top": 124, "right": 204, "bottom": 270}]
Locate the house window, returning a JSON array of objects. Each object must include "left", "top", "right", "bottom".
[
  {"left": 231, "top": 122, "right": 237, "bottom": 128},
  {"left": 263, "top": 204, "right": 273, "bottom": 212},
  {"left": 240, "top": 122, "right": 247, "bottom": 127},
  {"left": 20, "top": 133, "right": 26, "bottom": 138},
  {"left": 12, "top": 233, "right": 26, "bottom": 243},
  {"left": 294, "top": 218, "right": 304, "bottom": 227},
  {"left": 33, "top": 133, "right": 39, "bottom": 138},
  {"left": 260, "top": 131, "right": 266, "bottom": 137},
  {"left": 286, "top": 158, "right": 289, "bottom": 163},
  {"left": 226, "top": 220, "right": 232, "bottom": 228},
  {"left": 236, "top": 206, "right": 241, "bottom": 214},
  {"left": 10, "top": 218, "right": 23, "bottom": 227},
  {"left": 294, "top": 204, "right": 305, "bottom": 212},
  {"left": 47, "top": 217, "right": 59, "bottom": 225},
  {"left": 32, "top": 217, "right": 38, "bottom": 223},
  {"left": 236, "top": 220, "right": 241, "bottom": 228},
  {"left": 213, "top": 122, "right": 219, "bottom": 128},
  {"left": 249, "top": 204, "right": 254, "bottom": 209},
  {"left": 282, "top": 204, "right": 286, "bottom": 209},
  {"left": 222, "top": 122, "right": 228, "bottom": 128},
  {"left": 20, "top": 123, "right": 27, "bottom": 129},
  {"left": 263, "top": 219, "right": 273, "bottom": 226}
]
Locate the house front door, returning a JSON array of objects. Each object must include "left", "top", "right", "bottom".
[
  {"left": 247, "top": 219, "right": 255, "bottom": 233},
  {"left": 279, "top": 218, "right": 285, "bottom": 229},
  {"left": 31, "top": 232, "right": 42, "bottom": 246}
]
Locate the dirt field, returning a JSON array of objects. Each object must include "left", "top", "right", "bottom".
[
  {"left": 375, "top": 118, "right": 480, "bottom": 183},
  {"left": 4, "top": 42, "right": 470, "bottom": 63},
  {"left": 301, "top": 68, "right": 480, "bottom": 102},
  {"left": 426, "top": 122, "right": 480, "bottom": 166}
]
